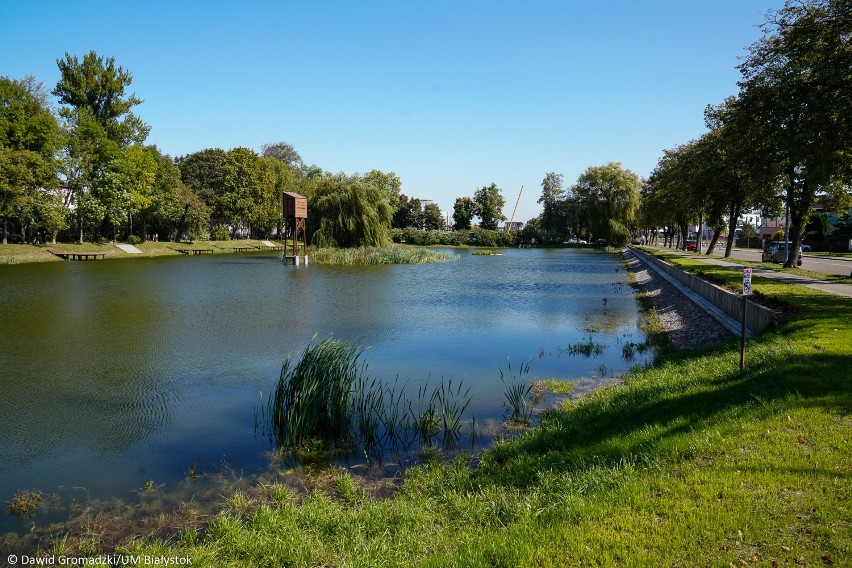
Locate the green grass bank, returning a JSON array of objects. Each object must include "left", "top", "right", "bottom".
[
  {"left": 28, "top": 252, "right": 846, "bottom": 566},
  {"left": 0, "top": 242, "right": 457, "bottom": 266}
]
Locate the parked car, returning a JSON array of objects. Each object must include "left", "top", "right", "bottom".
[
  {"left": 762, "top": 241, "right": 803, "bottom": 266},
  {"left": 686, "top": 240, "right": 697, "bottom": 251},
  {"left": 801, "top": 244, "right": 812, "bottom": 252}
]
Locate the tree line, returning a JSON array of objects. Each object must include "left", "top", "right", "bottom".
[
  {"left": 0, "top": 51, "right": 525, "bottom": 248},
  {"left": 522, "top": 1, "right": 852, "bottom": 256},
  {"left": 639, "top": 0, "right": 851, "bottom": 264},
  {"left": 526, "top": 164, "right": 643, "bottom": 247}
]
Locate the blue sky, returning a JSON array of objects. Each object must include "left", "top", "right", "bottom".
[{"left": 1, "top": 0, "right": 782, "bottom": 221}]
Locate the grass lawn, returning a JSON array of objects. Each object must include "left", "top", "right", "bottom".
[
  {"left": 649, "top": 246, "right": 852, "bottom": 286},
  {"left": 35, "top": 253, "right": 847, "bottom": 566},
  {"left": 0, "top": 240, "right": 286, "bottom": 265}
]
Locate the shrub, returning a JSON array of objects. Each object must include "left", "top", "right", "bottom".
[
  {"left": 128, "top": 235, "right": 143, "bottom": 245},
  {"left": 472, "top": 227, "right": 497, "bottom": 247},
  {"left": 212, "top": 224, "right": 231, "bottom": 241}
]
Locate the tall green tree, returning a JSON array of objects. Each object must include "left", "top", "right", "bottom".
[
  {"left": 572, "top": 163, "right": 641, "bottom": 245},
  {"left": 452, "top": 196, "right": 475, "bottom": 230},
  {"left": 0, "top": 76, "right": 60, "bottom": 244},
  {"left": 473, "top": 183, "right": 505, "bottom": 230},
  {"left": 261, "top": 141, "right": 302, "bottom": 169},
  {"left": 423, "top": 202, "right": 444, "bottom": 230},
  {"left": 221, "top": 147, "right": 267, "bottom": 237},
  {"left": 142, "top": 146, "right": 184, "bottom": 240},
  {"left": 392, "top": 194, "right": 423, "bottom": 229},
  {"left": 538, "top": 172, "right": 565, "bottom": 241},
  {"left": 703, "top": 96, "right": 781, "bottom": 257},
  {"left": 54, "top": 51, "right": 149, "bottom": 242},
  {"left": 361, "top": 169, "right": 402, "bottom": 206},
  {"left": 737, "top": 0, "right": 852, "bottom": 266},
  {"left": 177, "top": 148, "right": 228, "bottom": 221},
  {"left": 53, "top": 51, "right": 149, "bottom": 146}
]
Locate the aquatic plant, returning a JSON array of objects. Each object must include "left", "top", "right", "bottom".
[
  {"left": 308, "top": 246, "right": 458, "bottom": 265},
  {"left": 407, "top": 382, "right": 442, "bottom": 447},
  {"left": 267, "top": 338, "right": 475, "bottom": 458},
  {"left": 268, "top": 337, "right": 364, "bottom": 447},
  {"left": 7, "top": 489, "right": 42, "bottom": 516},
  {"left": 562, "top": 336, "right": 607, "bottom": 357},
  {"left": 500, "top": 360, "right": 533, "bottom": 425},
  {"left": 435, "top": 380, "right": 472, "bottom": 449},
  {"left": 531, "top": 377, "right": 575, "bottom": 403}
]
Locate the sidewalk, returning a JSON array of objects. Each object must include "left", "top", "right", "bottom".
[{"left": 638, "top": 246, "right": 852, "bottom": 299}]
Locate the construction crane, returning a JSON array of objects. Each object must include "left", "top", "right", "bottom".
[{"left": 507, "top": 185, "right": 523, "bottom": 233}]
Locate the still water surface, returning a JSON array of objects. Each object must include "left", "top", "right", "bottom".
[{"left": 0, "top": 248, "right": 648, "bottom": 524}]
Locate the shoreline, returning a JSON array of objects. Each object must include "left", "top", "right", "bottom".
[{"left": 0, "top": 240, "right": 287, "bottom": 265}]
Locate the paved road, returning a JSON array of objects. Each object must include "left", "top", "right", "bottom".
[
  {"left": 639, "top": 246, "right": 852, "bottom": 298},
  {"left": 721, "top": 247, "right": 852, "bottom": 276}
]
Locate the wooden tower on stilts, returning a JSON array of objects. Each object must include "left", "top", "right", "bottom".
[{"left": 283, "top": 192, "right": 308, "bottom": 265}]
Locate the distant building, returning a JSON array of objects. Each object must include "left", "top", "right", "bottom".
[
  {"left": 503, "top": 221, "right": 524, "bottom": 232},
  {"left": 759, "top": 219, "right": 786, "bottom": 241}
]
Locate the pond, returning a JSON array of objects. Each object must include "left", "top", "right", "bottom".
[{"left": 0, "top": 247, "right": 649, "bottom": 533}]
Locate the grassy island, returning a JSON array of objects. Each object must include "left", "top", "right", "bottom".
[{"left": 303, "top": 245, "right": 458, "bottom": 265}]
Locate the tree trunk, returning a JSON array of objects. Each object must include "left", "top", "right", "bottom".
[
  {"left": 724, "top": 201, "right": 741, "bottom": 258},
  {"left": 785, "top": 174, "right": 811, "bottom": 269},
  {"left": 706, "top": 223, "right": 725, "bottom": 255},
  {"left": 2, "top": 217, "right": 7, "bottom": 245}
]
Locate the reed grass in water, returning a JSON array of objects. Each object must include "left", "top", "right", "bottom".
[
  {"left": 268, "top": 337, "right": 364, "bottom": 447},
  {"left": 306, "top": 246, "right": 458, "bottom": 265},
  {"left": 267, "top": 338, "right": 475, "bottom": 457},
  {"left": 500, "top": 360, "right": 533, "bottom": 425}
]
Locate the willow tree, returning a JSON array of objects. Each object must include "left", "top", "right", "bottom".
[
  {"left": 572, "top": 163, "right": 641, "bottom": 246},
  {"left": 310, "top": 174, "right": 393, "bottom": 248}
]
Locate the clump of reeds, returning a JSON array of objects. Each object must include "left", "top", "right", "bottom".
[
  {"left": 471, "top": 250, "right": 503, "bottom": 256},
  {"left": 307, "top": 246, "right": 458, "bottom": 265},
  {"left": 268, "top": 337, "right": 364, "bottom": 447},
  {"left": 500, "top": 360, "right": 533, "bottom": 425},
  {"left": 562, "top": 336, "right": 607, "bottom": 357},
  {"left": 7, "top": 489, "right": 42, "bottom": 516},
  {"left": 266, "top": 338, "right": 475, "bottom": 458}
]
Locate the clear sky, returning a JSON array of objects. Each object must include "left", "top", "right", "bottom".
[{"left": 1, "top": 0, "right": 782, "bottom": 222}]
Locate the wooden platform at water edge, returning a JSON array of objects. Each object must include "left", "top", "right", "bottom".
[
  {"left": 48, "top": 249, "right": 106, "bottom": 261},
  {"left": 213, "top": 244, "right": 259, "bottom": 252},
  {"left": 167, "top": 245, "right": 213, "bottom": 255}
]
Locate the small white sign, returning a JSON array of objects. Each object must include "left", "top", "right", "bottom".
[{"left": 743, "top": 268, "right": 753, "bottom": 296}]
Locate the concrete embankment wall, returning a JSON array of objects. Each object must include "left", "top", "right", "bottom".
[{"left": 630, "top": 248, "right": 776, "bottom": 336}]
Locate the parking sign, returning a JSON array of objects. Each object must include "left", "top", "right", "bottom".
[{"left": 743, "top": 268, "right": 752, "bottom": 296}]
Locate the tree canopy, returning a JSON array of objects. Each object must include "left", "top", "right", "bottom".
[
  {"left": 0, "top": 76, "right": 61, "bottom": 243},
  {"left": 473, "top": 183, "right": 506, "bottom": 230},
  {"left": 572, "top": 163, "right": 641, "bottom": 246}
]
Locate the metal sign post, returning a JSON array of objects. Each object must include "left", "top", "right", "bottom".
[{"left": 740, "top": 268, "right": 752, "bottom": 370}]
